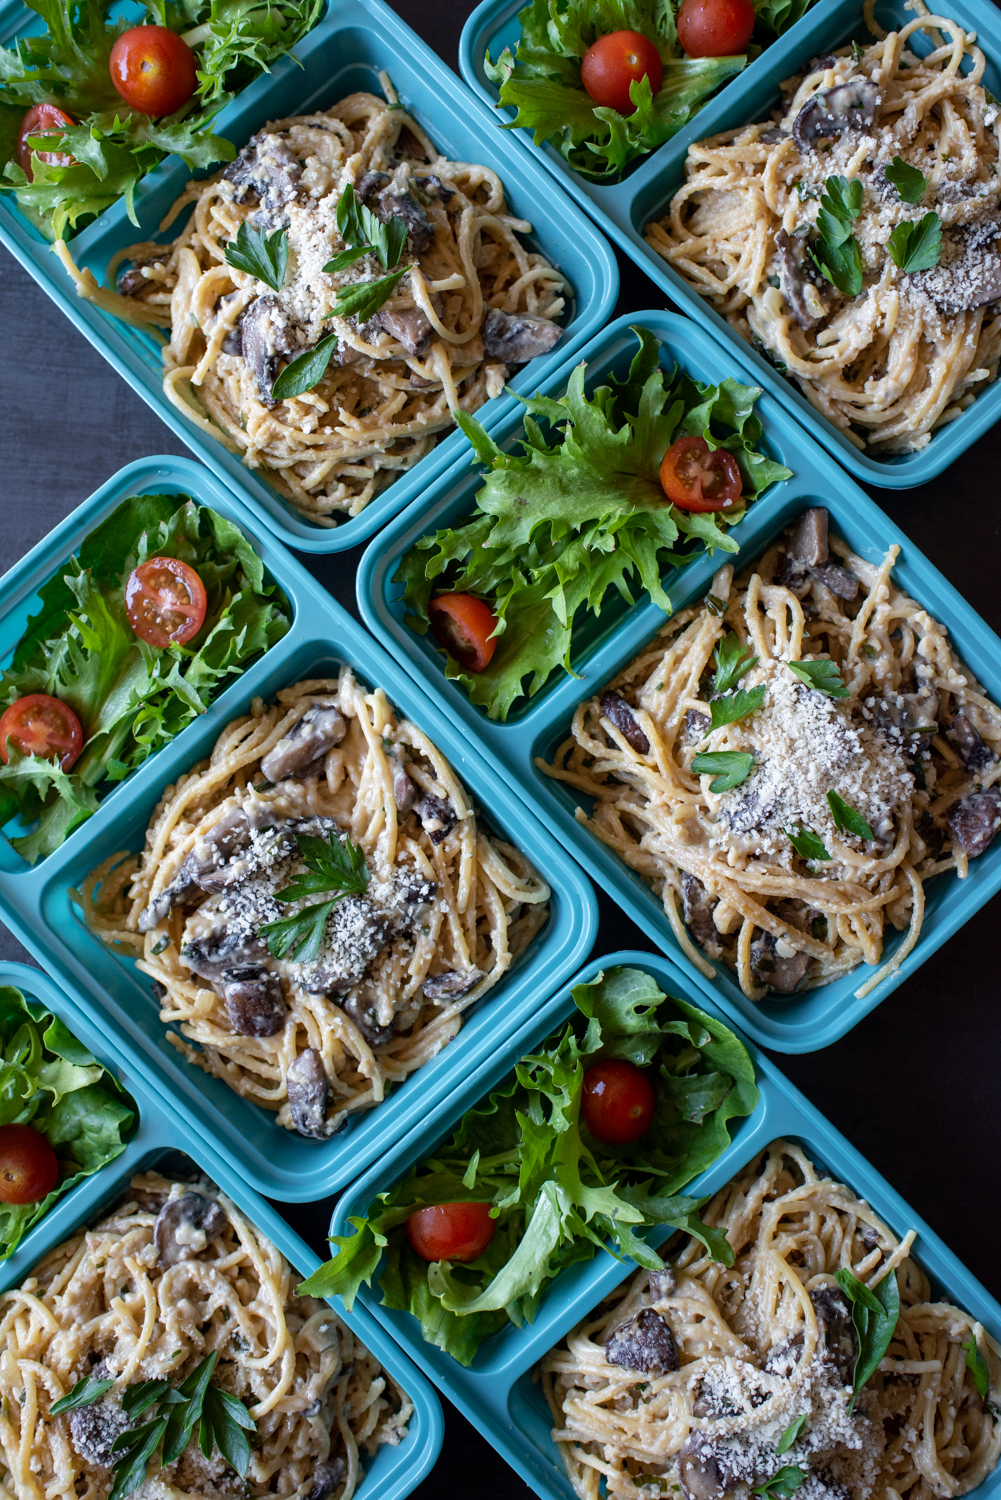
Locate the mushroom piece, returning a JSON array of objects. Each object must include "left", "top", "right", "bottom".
[
  {"left": 138, "top": 805, "right": 281, "bottom": 928},
  {"left": 69, "top": 1396, "right": 132, "bottom": 1467},
  {"left": 749, "top": 929, "right": 810, "bottom": 994},
  {"left": 912, "top": 220, "right": 1001, "bottom": 314},
  {"left": 393, "top": 763, "right": 418, "bottom": 813},
  {"left": 357, "top": 169, "right": 435, "bottom": 253},
  {"left": 605, "top": 1308, "right": 680, "bottom": 1375},
  {"left": 873, "top": 690, "right": 940, "bottom": 759},
  {"left": 223, "top": 131, "right": 302, "bottom": 214},
  {"left": 482, "top": 308, "right": 563, "bottom": 364},
  {"left": 116, "top": 258, "right": 159, "bottom": 296},
  {"left": 947, "top": 787, "right": 1001, "bottom": 860},
  {"left": 286, "top": 1048, "right": 330, "bottom": 1138},
  {"left": 811, "top": 562, "right": 859, "bottom": 600},
  {"left": 240, "top": 294, "right": 299, "bottom": 407},
  {"left": 378, "top": 305, "right": 434, "bottom": 356},
  {"left": 684, "top": 708, "right": 710, "bottom": 740},
  {"left": 422, "top": 968, "right": 485, "bottom": 1000},
  {"left": 764, "top": 1332, "right": 805, "bottom": 1376},
  {"left": 788, "top": 506, "right": 829, "bottom": 567},
  {"left": 947, "top": 708, "right": 994, "bottom": 771},
  {"left": 678, "top": 1433, "right": 741, "bottom": 1500},
  {"left": 792, "top": 80, "right": 880, "bottom": 150},
  {"left": 810, "top": 1284, "right": 858, "bottom": 1385},
  {"left": 306, "top": 1458, "right": 347, "bottom": 1500},
  {"left": 681, "top": 871, "right": 723, "bottom": 960},
  {"left": 414, "top": 792, "right": 457, "bottom": 845},
  {"left": 181, "top": 926, "right": 268, "bottom": 983},
  {"left": 260, "top": 706, "right": 347, "bottom": 783},
  {"left": 649, "top": 1266, "right": 677, "bottom": 1300},
  {"left": 222, "top": 966, "right": 287, "bottom": 1037},
  {"left": 600, "top": 690, "right": 650, "bottom": 755},
  {"left": 775, "top": 229, "right": 826, "bottom": 330},
  {"left": 341, "top": 994, "right": 393, "bottom": 1047},
  {"left": 154, "top": 1192, "right": 227, "bottom": 1267}
]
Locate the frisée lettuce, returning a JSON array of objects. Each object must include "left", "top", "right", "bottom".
[
  {"left": 299, "top": 966, "right": 758, "bottom": 1366},
  {"left": 0, "top": 492, "right": 291, "bottom": 864}
]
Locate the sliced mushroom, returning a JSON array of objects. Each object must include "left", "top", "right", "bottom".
[
  {"left": 792, "top": 80, "right": 880, "bottom": 150},
  {"left": 681, "top": 872, "right": 722, "bottom": 959},
  {"left": 414, "top": 792, "right": 456, "bottom": 845},
  {"left": 947, "top": 788, "right": 1001, "bottom": 860},
  {"left": 69, "top": 1396, "right": 131, "bottom": 1467},
  {"left": 721, "top": 781, "right": 774, "bottom": 835},
  {"left": 873, "top": 690, "right": 940, "bottom": 759},
  {"left": 240, "top": 294, "right": 299, "bottom": 407},
  {"left": 600, "top": 690, "right": 650, "bottom": 755},
  {"left": 649, "top": 1266, "right": 677, "bottom": 1300},
  {"left": 775, "top": 229, "right": 825, "bottom": 330},
  {"left": 764, "top": 1332, "right": 804, "bottom": 1376},
  {"left": 341, "top": 994, "right": 393, "bottom": 1047},
  {"left": 378, "top": 306, "right": 433, "bottom": 355},
  {"left": 116, "top": 258, "right": 159, "bottom": 296},
  {"left": 481, "top": 308, "right": 563, "bottom": 364},
  {"left": 306, "top": 1458, "right": 347, "bottom": 1500},
  {"left": 358, "top": 169, "right": 435, "bottom": 253},
  {"left": 261, "top": 706, "right": 347, "bottom": 783},
  {"left": 393, "top": 764, "right": 418, "bottom": 813},
  {"left": 810, "top": 1284, "right": 858, "bottom": 1385},
  {"left": 678, "top": 1433, "right": 742, "bottom": 1500},
  {"left": 154, "top": 1192, "right": 227, "bottom": 1267},
  {"left": 684, "top": 708, "right": 710, "bottom": 740},
  {"left": 605, "top": 1308, "right": 680, "bottom": 1375},
  {"left": 222, "top": 966, "right": 287, "bottom": 1037},
  {"left": 749, "top": 929, "right": 810, "bottom": 994},
  {"left": 415, "top": 172, "right": 454, "bottom": 203},
  {"left": 286, "top": 1048, "right": 330, "bottom": 1138},
  {"left": 788, "top": 507, "right": 829, "bottom": 567},
  {"left": 948, "top": 708, "right": 994, "bottom": 770},
  {"left": 181, "top": 927, "right": 267, "bottom": 983},
  {"left": 224, "top": 131, "right": 301, "bottom": 214},
  {"left": 422, "top": 968, "right": 485, "bottom": 1000},
  {"left": 811, "top": 561, "right": 859, "bottom": 600},
  {"left": 911, "top": 221, "right": 1001, "bottom": 313}
]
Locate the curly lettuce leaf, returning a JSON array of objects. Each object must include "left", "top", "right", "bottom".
[
  {"left": 397, "top": 325, "right": 791, "bottom": 720},
  {"left": 299, "top": 966, "right": 758, "bottom": 1364}
]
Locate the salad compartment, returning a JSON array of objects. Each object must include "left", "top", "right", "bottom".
[
  {"left": 357, "top": 309, "right": 1001, "bottom": 1051},
  {"left": 332, "top": 948, "right": 1001, "bottom": 1500},
  {"left": 460, "top": 0, "right": 1001, "bottom": 488},
  {"left": 0, "top": 966, "right": 444, "bottom": 1500},
  {"left": 0, "top": 0, "right": 618, "bottom": 552},
  {"left": 0, "top": 456, "right": 597, "bottom": 1200}
]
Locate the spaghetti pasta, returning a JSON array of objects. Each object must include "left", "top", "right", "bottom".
[
  {"left": 81, "top": 670, "right": 549, "bottom": 1136},
  {"left": 645, "top": 3, "right": 1001, "bottom": 453},
  {"left": 539, "top": 507, "right": 1001, "bottom": 1001},
  {"left": 541, "top": 1140, "right": 1001, "bottom": 1500},
  {"left": 0, "top": 1171, "right": 411, "bottom": 1499},
  {"left": 56, "top": 78, "right": 568, "bottom": 525}
]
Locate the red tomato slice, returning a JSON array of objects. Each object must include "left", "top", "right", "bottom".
[
  {"left": 406, "top": 1202, "right": 497, "bottom": 1263},
  {"left": 109, "top": 26, "right": 197, "bottom": 118},
  {"left": 581, "top": 1059, "right": 656, "bottom": 1145},
  {"left": 428, "top": 593, "right": 499, "bottom": 673},
  {"left": 580, "top": 30, "right": 664, "bottom": 115},
  {"left": 0, "top": 1124, "right": 59, "bottom": 1205},
  {"left": 660, "top": 436, "right": 743, "bottom": 512},
  {"left": 125, "top": 556, "right": 208, "bottom": 648},
  {"left": 17, "top": 104, "right": 76, "bottom": 181},
  {"left": 0, "top": 695, "right": 83, "bottom": 771},
  {"left": 677, "top": 0, "right": 755, "bottom": 57}
]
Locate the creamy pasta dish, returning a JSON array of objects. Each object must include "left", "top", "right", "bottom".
[
  {"left": 541, "top": 508, "right": 1001, "bottom": 1001},
  {"left": 0, "top": 1172, "right": 410, "bottom": 1499},
  {"left": 646, "top": 2, "right": 1001, "bottom": 453},
  {"left": 56, "top": 80, "right": 567, "bottom": 525},
  {"left": 82, "top": 670, "right": 549, "bottom": 1136},
  {"left": 541, "top": 1140, "right": 1001, "bottom": 1500}
]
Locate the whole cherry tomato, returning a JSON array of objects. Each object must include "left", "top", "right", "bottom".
[
  {"left": 580, "top": 30, "right": 664, "bottom": 114},
  {"left": 406, "top": 1202, "right": 497, "bottom": 1263},
  {"left": 0, "top": 695, "right": 83, "bottom": 771},
  {"left": 660, "top": 435, "right": 743, "bottom": 512},
  {"left": 581, "top": 1058, "right": 656, "bottom": 1145},
  {"left": 677, "top": 0, "right": 756, "bottom": 57},
  {"left": 125, "top": 556, "right": 208, "bottom": 648},
  {"left": 428, "top": 593, "right": 499, "bottom": 673},
  {"left": 109, "top": 26, "right": 198, "bottom": 118},
  {"left": 0, "top": 1124, "right": 59, "bottom": 1205},
  {"left": 17, "top": 104, "right": 76, "bottom": 180}
]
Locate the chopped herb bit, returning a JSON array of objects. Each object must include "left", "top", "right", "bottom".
[
  {"left": 776, "top": 1414, "right": 808, "bottom": 1454},
  {"left": 963, "top": 1336, "right": 991, "bottom": 1400},
  {"left": 753, "top": 1467, "right": 807, "bottom": 1499},
  {"left": 704, "top": 592, "right": 727, "bottom": 617}
]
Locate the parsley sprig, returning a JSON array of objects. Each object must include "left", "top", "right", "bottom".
[
  {"left": 327, "top": 183, "right": 408, "bottom": 272},
  {"left": 752, "top": 1467, "right": 807, "bottom": 1499},
  {"left": 51, "top": 1376, "right": 114, "bottom": 1415},
  {"left": 788, "top": 659, "right": 850, "bottom": 698},
  {"left": 259, "top": 830, "right": 369, "bottom": 964},
  {"left": 713, "top": 631, "right": 759, "bottom": 695},
  {"left": 812, "top": 175, "right": 864, "bottom": 298},
  {"left": 224, "top": 221, "right": 288, "bottom": 293},
  {"left": 330, "top": 263, "right": 413, "bottom": 324},
  {"left": 835, "top": 1266, "right": 900, "bottom": 1410},
  {"left": 887, "top": 212, "right": 942, "bottom": 273}
]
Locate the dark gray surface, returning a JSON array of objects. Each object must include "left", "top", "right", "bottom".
[{"left": 1, "top": 4, "right": 999, "bottom": 1492}]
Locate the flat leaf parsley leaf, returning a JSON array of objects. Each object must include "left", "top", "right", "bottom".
[
  {"left": 752, "top": 1466, "right": 808, "bottom": 1498},
  {"left": 334, "top": 182, "right": 407, "bottom": 270},
  {"left": 709, "top": 685, "right": 765, "bottom": 733},
  {"left": 787, "top": 659, "right": 850, "bottom": 698},
  {"left": 884, "top": 156, "right": 925, "bottom": 204},
  {"left": 776, "top": 1414, "right": 808, "bottom": 1454},
  {"left": 691, "top": 750, "right": 754, "bottom": 791},
  {"left": 887, "top": 212, "right": 942, "bottom": 273},
  {"left": 835, "top": 1267, "right": 900, "bottom": 1407},
  {"left": 786, "top": 826, "right": 831, "bottom": 861},
  {"left": 827, "top": 789, "right": 875, "bottom": 842},
  {"left": 812, "top": 175, "right": 865, "bottom": 297},
  {"left": 224, "top": 221, "right": 288, "bottom": 293},
  {"left": 50, "top": 1376, "right": 115, "bottom": 1414},
  {"left": 713, "top": 631, "right": 758, "bottom": 694},
  {"left": 332, "top": 263, "right": 411, "bottom": 322},
  {"left": 270, "top": 333, "right": 339, "bottom": 402}
]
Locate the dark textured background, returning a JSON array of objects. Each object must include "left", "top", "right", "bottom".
[{"left": 1, "top": 5, "right": 999, "bottom": 1490}]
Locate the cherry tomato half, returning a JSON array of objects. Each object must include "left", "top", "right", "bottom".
[
  {"left": 0, "top": 1124, "right": 59, "bottom": 1205},
  {"left": 677, "top": 0, "right": 755, "bottom": 58},
  {"left": 125, "top": 557, "right": 208, "bottom": 648},
  {"left": 406, "top": 1202, "right": 497, "bottom": 1263},
  {"left": 580, "top": 30, "right": 663, "bottom": 115},
  {"left": 582, "top": 1059, "right": 656, "bottom": 1145},
  {"left": 660, "top": 436, "right": 743, "bottom": 512},
  {"left": 109, "top": 26, "right": 197, "bottom": 118},
  {"left": 428, "top": 593, "right": 499, "bottom": 673},
  {"left": 0, "top": 695, "right": 83, "bottom": 771},
  {"left": 17, "top": 104, "right": 76, "bottom": 181}
]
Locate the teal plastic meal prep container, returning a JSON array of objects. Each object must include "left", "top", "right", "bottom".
[
  {"left": 0, "top": 456, "right": 598, "bottom": 1202},
  {"left": 331, "top": 948, "right": 1001, "bottom": 1500},
  {"left": 0, "top": 0, "right": 619, "bottom": 553},
  {"left": 0, "top": 958, "right": 444, "bottom": 1500},
  {"left": 458, "top": 0, "right": 1001, "bottom": 489},
  {"left": 357, "top": 308, "right": 1001, "bottom": 1053}
]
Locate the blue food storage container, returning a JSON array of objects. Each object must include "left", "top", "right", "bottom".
[
  {"left": 0, "top": 0, "right": 618, "bottom": 552},
  {"left": 0, "top": 456, "right": 597, "bottom": 1201},
  {"left": 458, "top": 0, "right": 1001, "bottom": 489},
  {"left": 357, "top": 308, "right": 1001, "bottom": 1052},
  {"left": 0, "top": 962, "right": 443, "bottom": 1500},
  {"left": 331, "top": 948, "right": 1001, "bottom": 1500}
]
